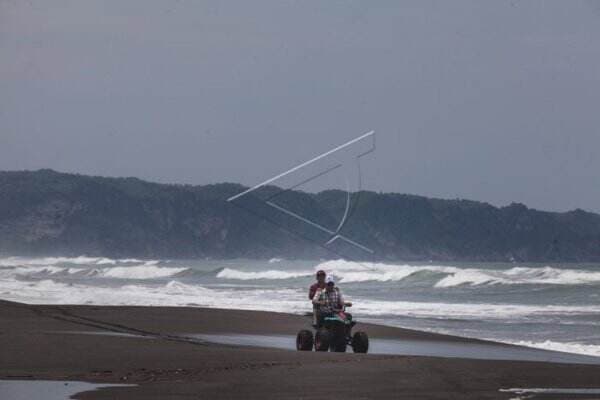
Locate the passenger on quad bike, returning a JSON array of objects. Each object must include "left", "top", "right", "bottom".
[{"left": 308, "top": 270, "right": 327, "bottom": 326}]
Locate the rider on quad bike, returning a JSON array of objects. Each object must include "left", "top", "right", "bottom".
[{"left": 312, "top": 276, "right": 351, "bottom": 324}]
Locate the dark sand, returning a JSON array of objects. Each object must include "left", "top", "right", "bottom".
[{"left": 2, "top": 299, "right": 600, "bottom": 399}]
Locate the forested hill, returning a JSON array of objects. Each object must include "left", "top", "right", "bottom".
[{"left": 1, "top": 169, "right": 599, "bottom": 262}]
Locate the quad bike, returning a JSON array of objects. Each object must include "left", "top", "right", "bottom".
[{"left": 296, "top": 304, "right": 369, "bottom": 353}]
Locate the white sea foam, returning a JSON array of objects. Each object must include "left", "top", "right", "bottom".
[
  {"left": 503, "top": 340, "right": 600, "bottom": 358},
  {"left": 353, "top": 299, "right": 600, "bottom": 320},
  {"left": 100, "top": 264, "right": 187, "bottom": 279},
  {"left": 216, "top": 268, "right": 312, "bottom": 280},
  {"left": 0, "top": 278, "right": 309, "bottom": 313}
]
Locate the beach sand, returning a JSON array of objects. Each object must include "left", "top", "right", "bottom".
[{"left": 2, "top": 299, "right": 600, "bottom": 399}]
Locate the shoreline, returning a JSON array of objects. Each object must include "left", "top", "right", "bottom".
[{"left": 3, "top": 299, "right": 600, "bottom": 399}]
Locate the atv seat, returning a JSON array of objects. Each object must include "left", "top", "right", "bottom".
[{"left": 314, "top": 311, "right": 353, "bottom": 329}]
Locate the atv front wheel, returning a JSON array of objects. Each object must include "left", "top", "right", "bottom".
[
  {"left": 314, "top": 329, "right": 331, "bottom": 351},
  {"left": 296, "top": 329, "right": 314, "bottom": 351},
  {"left": 332, "top": 339, "right": 347, "bottom": 352},
  {"left": 331, "top": 324, "right": 347, "bottom": 352},
  {"left": 352, "top": 331, "right": 369, "bottom": 353}
]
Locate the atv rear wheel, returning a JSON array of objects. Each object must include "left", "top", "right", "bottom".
[
  {"left": 352, "top": 331, "right": 369, "bottom": 353},
  {"left": 314, "top": 329, "right": 330, "bottom": 351},
  {"left": 296, "top": 329, "right": 314, "bottom": 351}
]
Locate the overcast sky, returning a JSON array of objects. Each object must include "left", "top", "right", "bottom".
[{"left": 1, "top": 1, "right": 599, "bottom": 212}]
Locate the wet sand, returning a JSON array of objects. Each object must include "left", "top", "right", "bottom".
[{"left": 2, "top": 299, "right": 600, "bottom": 399}]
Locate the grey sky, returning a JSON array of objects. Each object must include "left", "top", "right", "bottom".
[{"left": 1, "top": 1, "right": 599, "bottom": 212}]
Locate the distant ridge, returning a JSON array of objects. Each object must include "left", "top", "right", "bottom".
[{"left": 1, "top": 169, "right": 599, "bottom": 261}]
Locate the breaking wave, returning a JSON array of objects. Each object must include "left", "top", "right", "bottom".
[
  {"left": 0, "top": 260, "right": 185, "bottom": 280},
  {"left": 0, "top": 256, "right": 152, "bottom": 267},
  {"left": 4, "top": 257, "right": 600, "bottom": 287},
  {"left": 216, "top": 268, "right": 312, "bottom": 280},
  {"left": 314, "top": 260, "right": 600, "bottom": 287}
]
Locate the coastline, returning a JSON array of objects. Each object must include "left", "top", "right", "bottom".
[{"left": 2, "top": 299, "right": 600, "bottom": 399}]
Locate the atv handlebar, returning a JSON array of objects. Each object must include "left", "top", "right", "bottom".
[{"left": 315, "top": 301, "right": 353, "bottom": 308}]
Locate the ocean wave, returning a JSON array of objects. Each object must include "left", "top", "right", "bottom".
[
  {"left": 5, "top": 257, "right": 600, "bottom": 288},
  {"left": 314, "top": 260, "right": 600, "bottom": 287},
  {"left": 216, "top": 268, "right": 312, "bottom": 280},
  {"left": 317, "top": 260, "right": 466, "bottom": 284},
  {"left": 0, "top": 256, "right": 153, "bottom": 267},
  {"left": 4, "top": 265, "right": 88, "bottom": 277},
  {"left": 4, "top": 276, "right": 600, "bottom": 320},
  {"left": 435, "top": 266, "right": 600, "bottom": 287},
  {"left": 4, "top": 262, "right": 186, "bottom": 280}
]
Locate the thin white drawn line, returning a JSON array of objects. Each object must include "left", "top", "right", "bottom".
[
  {"left": 227, "top": 130, "right": 376, "bottom": 257},
  {"left": 265, "top": 201, "right": 374, "bottom": 254},
  {"left": 333, "top": 175, "right": 351, "bottom": 235},
  {"left": 227, "top": 130, "right": 375, "bottom": 202},
  {"left": 265, "top": 201, "right": 335, "bottom": 235},
  {"left": 325, "top": 234, "right": 374, "bottom": 254}
]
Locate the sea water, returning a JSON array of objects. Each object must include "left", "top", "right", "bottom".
[
  {"left": 2, "top": 256, "right": 600, "bottom": 357},
  {"left": 0, "top": 380, "right": 132, "bottom": 400}
]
